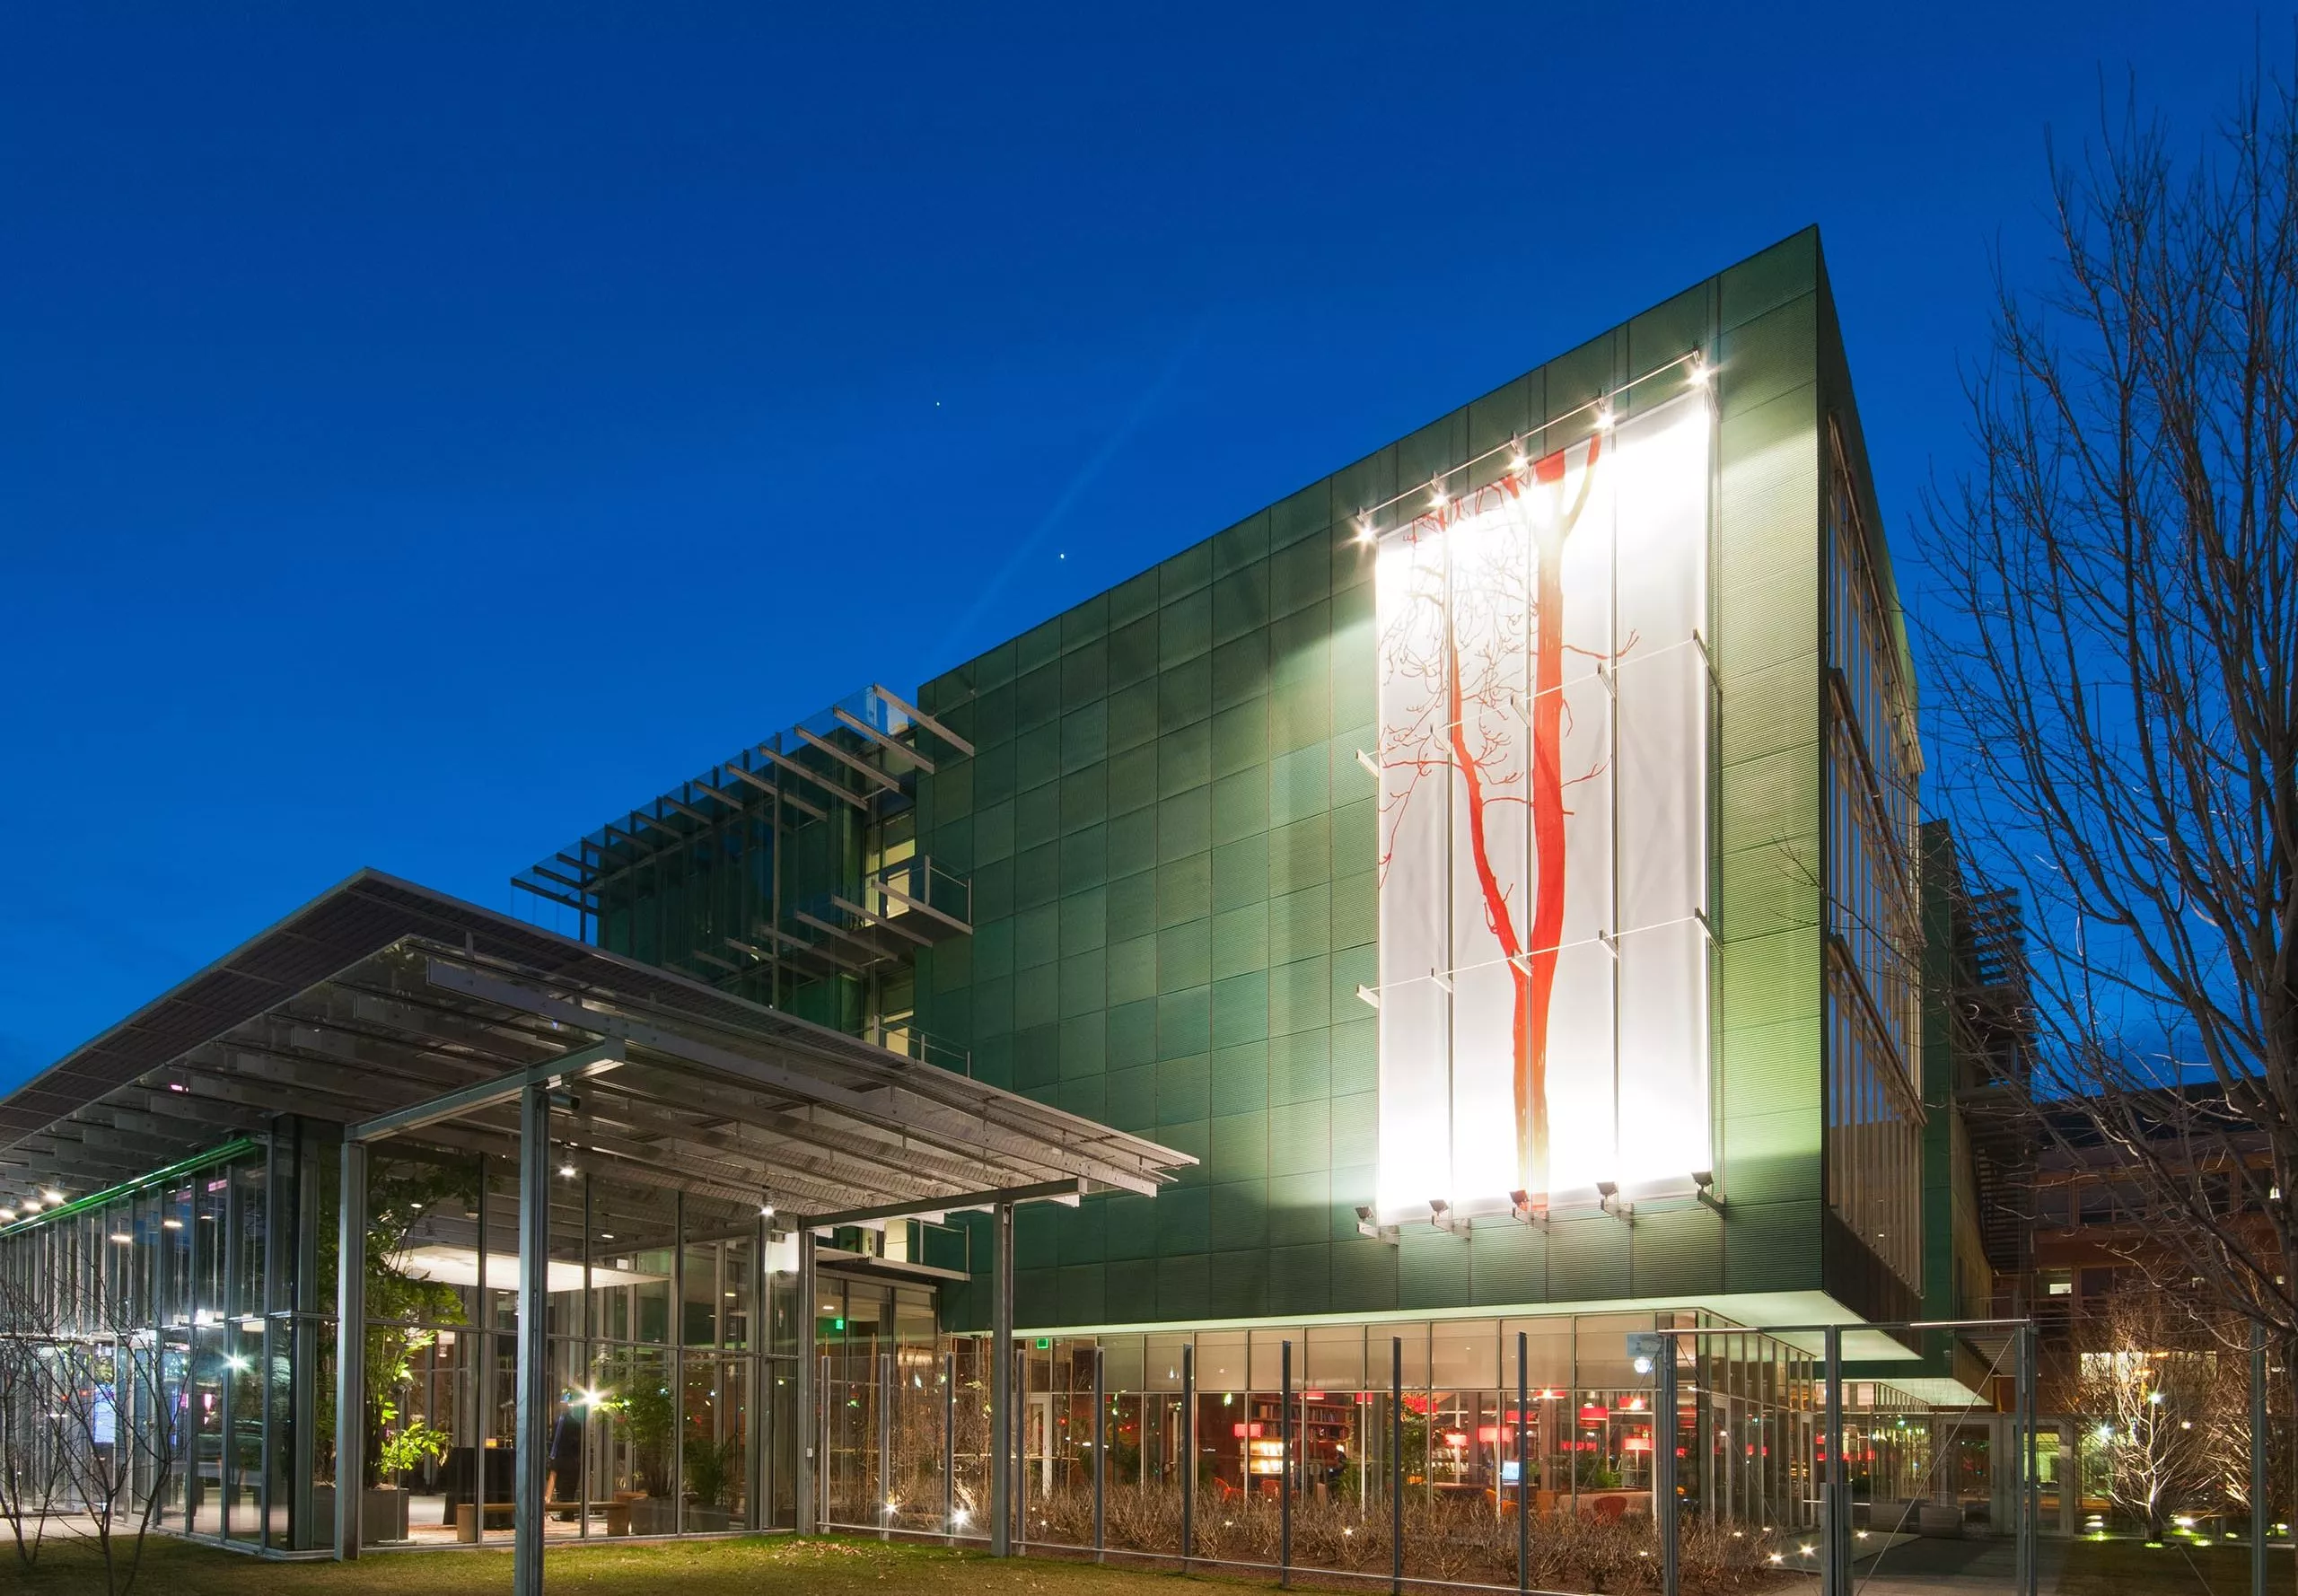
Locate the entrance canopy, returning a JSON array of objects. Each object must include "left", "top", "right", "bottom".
[{"left": 0, "top": 868, "right": 1191, "bottom": 1225}]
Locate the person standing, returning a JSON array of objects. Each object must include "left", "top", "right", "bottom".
[{"left": 549, "top": 1395, "right": 583, "bottom": 1520}]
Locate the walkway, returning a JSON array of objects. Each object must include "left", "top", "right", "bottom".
[{"left": 1848, "top": 1534, "right": 2066, "bottom": 1596}]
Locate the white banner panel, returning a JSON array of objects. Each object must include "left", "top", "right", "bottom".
[{"left": 1373, "top": 390, "right": 1712, "bottom": 1221}]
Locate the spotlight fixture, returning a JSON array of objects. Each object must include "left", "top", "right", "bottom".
[
  {"left": 1687, "top": 352, "right": 1711, "bottom": 387},
  {"left": 40, "top": 1189, "right": 63, "bottom": 1205},
  {"left": 21, "top": 1202, "right": 40, "bottom": 1215},
  {"left": 1429, "top": 478, "right": 1448, "bottom": 507},
  {"left": 1507, "top": 437, "right": 1529, "bottom": 472},
  {"left": 1355, "top": 515, "right": 1376, "bottom": 544},
  {"left": 0, "top": 1211, "right": 14, "bottom": 1223},
  {"left": 1596, "top": 1180, "right": 1633, "bottom": 1224},
  {"left": 1429, "top": 1197, "right": 1467, "bottom": 1234},
  {"left": 1354, "top": 1204, "right": 1398, "bottom": 1244},
  {"left": 1693, "top": 1169, "right": 1724, "bottom": 1212},
  {"left": 558, "top": 1162, "right": 578, "bottom": 1179},
  {"left": 760, "top": 1202, "right": 776, "bottom": 1218},
  {"left": 1593, "top": 404, "right": 1615, "bottom": 431},
  {"left": 1508, "top": 1189, "right": 1545, "bottom": 1227}
]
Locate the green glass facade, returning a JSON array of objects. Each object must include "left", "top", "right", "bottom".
[{"left": 535, "top": 227, "right": 1934, "bottom": 1345}]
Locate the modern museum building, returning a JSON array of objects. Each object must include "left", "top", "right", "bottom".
[{"left": 0, "top": 229, "right": 2015, "bottom": 1578}]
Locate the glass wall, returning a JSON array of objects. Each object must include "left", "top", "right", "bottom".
[
  {"left": 1825, "top": 418, "right": 1925, "bottom": 1289},
  {"left": 812, "top": 1307, "right": 1877, "bottom": 1583},
  {"left": 0, "top": 1126, "right": 805, "bottom": 1555},
  {"left": 0, "top": 1132, "right": 318, "bottom": 1550},
  {"left": 0, "top": 1124, "right": 1931, "bottom": 1572}
]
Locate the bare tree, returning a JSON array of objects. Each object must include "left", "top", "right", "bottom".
[
  {"left": 0, "top": 1262, "right": 181, "bottom": 1594},
  {"left": 2076, "top": 1292, "right": 2248, "bottom": 1539},
  {"left": 1921, "top": 60, "right": 2298, "bottom": 1342}
]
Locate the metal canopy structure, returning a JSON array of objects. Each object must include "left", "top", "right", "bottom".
[
  {"left": 0, "top": 870, "right": 1190, "bottom": 1590},
  {"left": 0, "top": 869, "right": 1187, "bottom": 1217}
]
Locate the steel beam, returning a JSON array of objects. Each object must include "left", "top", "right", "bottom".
[
  {"left": 799, "top": 1179, "right": 1084, "bottom": 1232},
  {"left": 345, "top": 1039, "right": 624, "bottom": 1143}
]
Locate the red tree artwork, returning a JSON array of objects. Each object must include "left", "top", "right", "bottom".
[{"left": 1377, "top": 438, "right": 1606, "bottom": 1201}]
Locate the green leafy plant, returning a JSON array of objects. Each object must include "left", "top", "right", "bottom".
[
  {"left": 374, "top": 1413, "right": 449, "bottom": 1479},
  {"left": 313, "top": 1157, "right": 471, "bottom": 1489},
  {"left": 682, "top": 1434, "right": 741, "bottom": 1510}
]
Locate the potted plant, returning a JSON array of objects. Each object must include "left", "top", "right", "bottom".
[
  {"left": 366, "top": 1410, "right": 449, "bottom": 1542},
  {"left": 682, "top": 1434, "right": 741, "bottom": 1531}
]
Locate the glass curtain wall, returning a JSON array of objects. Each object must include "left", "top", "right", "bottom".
[
  {"left": 351, "top": 1158, "right": 792, "bottom": 1547},
  {"left": 1823, "top": 418, "right": 1925, "bottom": 1289},
  {"left": 816, "top": 1309, "right": 1860, "bottom": 1582},
  {"left": 0, "top": 1130, "right": 320, "bottom": 1551},
  {"left": 0, "top": 1127, "right": 807, "bottom": 1557}
]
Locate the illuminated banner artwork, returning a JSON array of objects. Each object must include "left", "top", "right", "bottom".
[{"left": 1373, "top": 391, "right": 1711, "bottom": 1223}]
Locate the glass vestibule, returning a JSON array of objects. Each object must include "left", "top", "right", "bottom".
[
  {"left": 0, "top": 1124, "right": 810, "bottom": 1557},
  {"left": 347, "top": 1154, "right": 796, "bottom": 1547}
]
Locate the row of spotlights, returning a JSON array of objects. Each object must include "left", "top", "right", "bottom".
[{"left": 1352, "top": 355, "right": 1708, "bottom": 548}]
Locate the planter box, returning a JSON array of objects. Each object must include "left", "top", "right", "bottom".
[{"left": 308, "top": 1485, "right": 411, "bottom": 1544}]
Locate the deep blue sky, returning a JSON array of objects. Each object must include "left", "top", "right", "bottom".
[{"left": 0, "top": 4, "right": 2260, "bottom": 1090}]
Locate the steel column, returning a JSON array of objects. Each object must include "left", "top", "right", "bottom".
[
  {"left": 878, "top": 1348, "right": 893, "bottom": 1539},
  {"left": 942, "top": 1348, "right": 956, "bottom": 1543},
  {"left": 512, "top": 1083, "right": 550, "bottom": 1596},
  {"left": 583, "top": 1176, "right": 595, "bottom": 1539},
  {"left": 747, "top": 1207, "right": 767, "bottom": 1533},
  {"left": 1180, "top": 1343, "right": 1196, "bottom": 1564},
  {"left": 331, "top": 1138, "right": 367, "bottom": 1561},
  {"left": 1279, "top": 1338, "right": 1293, "bottom": 1586},
  {"left": 1658, "top": 1329, "right": 1680, "bottom": 1596},
  {"left": 990, "top": 1202, "right": 1014, "bottom": 1557},
  {"left": 795, "top": 1230, "right": 817, "bottom": 1533},
  {"left": 474, "top": 1155, "right": 490, "bottom": 1537},
  {"left": 292, "top": 1122, "right": 320, "bottom": 1550},
  {"left": 2255, "top": 1322, "right": 2270, "bottom": 1596},
  {"left": 221, "top": 1156, "right": 241, "bottom": 1541},
  {"left": 1390, "top": 1336, "right": 1404, "bottom": 1596},
  {"left": 1092, "top": 1344, "right": 1106, "bottom": 1563},
  {"left": 1821, "top": 1326, "right": 1845, "bottom": 1596},
  {"left": 1515, "top": 1331, "right": 1530, "bottom": 1596},
  {"left": 670, "top": 1191, "right": 685, "bottom": 1535},
  {"left": 259, "top": 1129, "right": 283, "bottom": 1550},
  {"left": 2015, "top": 1323, "right": 2036, "bottom": 1596}
]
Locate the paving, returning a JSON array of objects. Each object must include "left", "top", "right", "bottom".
[{"left": 1845, "top": 1533, "right": 2066, "bottom": 1596}]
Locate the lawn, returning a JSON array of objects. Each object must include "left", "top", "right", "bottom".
[
  {"left": 0, "top": 1535, "right": 1274, "bottom": 1596},
  {"left": 2057, "top": 1536, "right": 2297, "bottom": 1595}
]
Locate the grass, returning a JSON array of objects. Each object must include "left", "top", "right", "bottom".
[
  {"left": 2058, "top": 1536, "right": 2298, "bottom": 1595},
  {"left": 0, "top": 1534, "right": 1307, "bottom": 1596}
]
